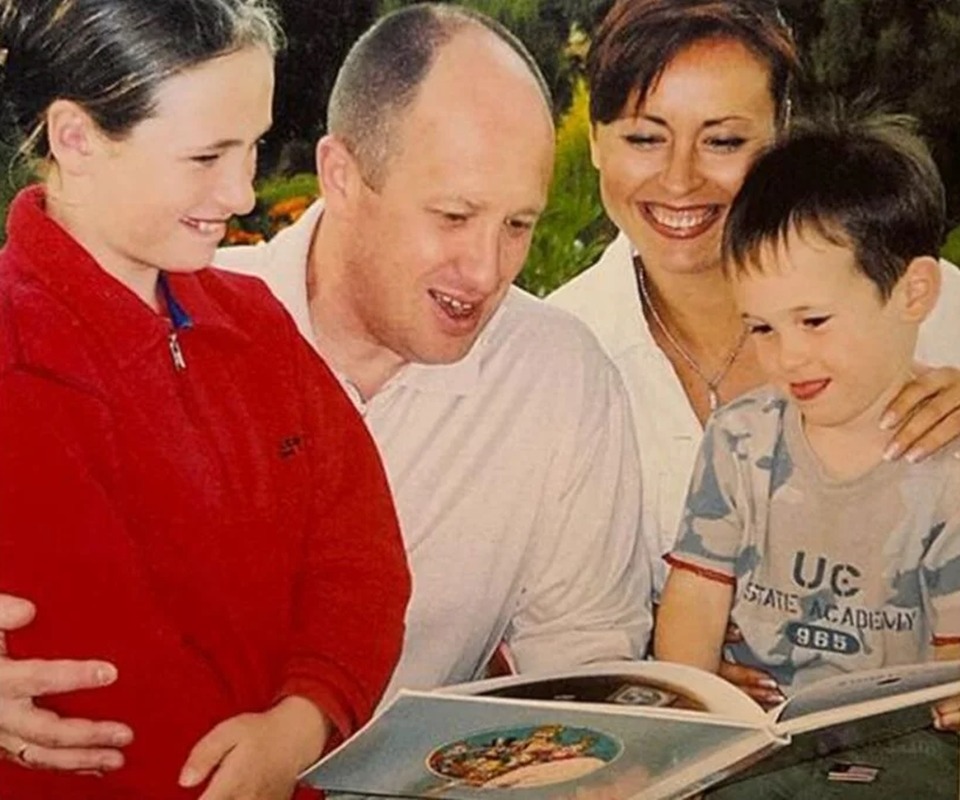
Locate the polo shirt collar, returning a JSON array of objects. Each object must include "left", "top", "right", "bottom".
[{"left": 5, "top": 186, "right": 247, "bottom": 369}]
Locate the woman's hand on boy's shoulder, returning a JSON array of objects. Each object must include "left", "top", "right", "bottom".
[{"left": 882, "top": 365, "right": 960, "bottom": 462}]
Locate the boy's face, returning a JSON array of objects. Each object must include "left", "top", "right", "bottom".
[{"left": 731, "top": 228, "right": 920, "bottom": 433}]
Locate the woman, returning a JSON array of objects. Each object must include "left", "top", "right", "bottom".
[
  {"left": 0, "top": 1, "right": 410, "bottom": 799},
  {"left": 550, "top": 0, "right": 960, "bottom": 641},
  {"left": 549, "top": 1, "right": 960, "bottom": 794}
]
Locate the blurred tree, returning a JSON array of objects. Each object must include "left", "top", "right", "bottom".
[
  {"left": 518, "top": 79, "right": 614, "bottom": 296},
  {"left": 379, "top": 0, "right": 591, "bottom": 115},
  {"left": 780, "top": 0, "right": 960, "bottom": 225},
  {"left": 265, "top": 0, "right": 379, "bottom": 170},
  {"left": 0, "top": 105, "right": 32, "bottom": 245}
]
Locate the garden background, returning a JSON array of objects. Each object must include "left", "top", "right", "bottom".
[{"left": 2, "top": 0, "right": 960, "bottom": 294}]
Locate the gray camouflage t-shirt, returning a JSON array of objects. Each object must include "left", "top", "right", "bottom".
[{"left": 668, "top": 386, "right": 960, "bottom": 693}]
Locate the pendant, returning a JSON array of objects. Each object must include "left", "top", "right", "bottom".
[{"left": 708, "top": 387, "right": 719, "bottom": 412}]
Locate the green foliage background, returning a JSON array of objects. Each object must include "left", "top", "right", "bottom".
[{"left": 2, "top": 0, "right": 960, "bottom": 294}]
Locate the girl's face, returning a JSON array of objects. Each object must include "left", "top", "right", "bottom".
[
  {"left": 590, "top": 37, "right": 777, "bottom": 276},
  {"left": 64, "top": 44, "right": 274, "bottom": 295}
]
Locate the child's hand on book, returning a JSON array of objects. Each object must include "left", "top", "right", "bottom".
[
  {"left": 178, "top": 695, "right": 331, "bottom": 799},
  {"left": 719, "top": 624, "right": 785, "bottom": 708},
  {"left": 932, "top": 693, "right": 960, "bottom": 731}
]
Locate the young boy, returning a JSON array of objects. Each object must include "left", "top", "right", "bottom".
[
  {"left": 655, "top": 112, "right": 960, "bottom": 696},
  {"left": 655, "top": 111, "right": 960, "bottom": 796}
]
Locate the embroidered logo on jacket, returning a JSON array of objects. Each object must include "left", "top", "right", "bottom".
[{"left": 278, "top": 434, "right": 304, "bottom": 459}]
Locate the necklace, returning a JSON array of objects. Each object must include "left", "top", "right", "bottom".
[{"left": 636, "top": 264, "right": 748, "bottom": 412}]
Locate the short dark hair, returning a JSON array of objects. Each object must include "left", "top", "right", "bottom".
[
  {"left": 0, "top": 0, "right": 281, "bottom": 159},
  {"left": 723, "top": 110, "right": 946, "bottom": 299},
  {"left": 327, "top": 3, "right": 552, "bottom": 189},
  {"left": 587, "top": 0, "right": 799, "bottom": 127}
]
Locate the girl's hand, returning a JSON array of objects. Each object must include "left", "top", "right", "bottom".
[{"left": 179, "top": 696, "right": 331, "bottom": 800}]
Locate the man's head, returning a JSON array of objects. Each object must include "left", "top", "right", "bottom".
[
  {"left": 327, "top": 4, "right": 551, "bottom": 189},
  {"left": 723, "top": 112, "right": 945, "bottom": 429},
  {"left": 315, "top": 4, "right": 555, "bottom": 375}
]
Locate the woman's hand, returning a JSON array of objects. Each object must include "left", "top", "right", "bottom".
[
  {"left": 932, "top": 693, "right": 960, "bottom": 732},
  {"left": 0, "top": 594, "right": 132, "bottom": 772},
  {"left": 179, "top": 696, "right": 331, "bottom": 800},
  {"left": 882, "top": 365, "right": 960, "bottom": 462}
]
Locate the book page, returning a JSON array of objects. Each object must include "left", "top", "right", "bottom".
[
  {"left": 303, "top": 691, "right": 773, "bottom": 800},
  {"left": 772, "top": 660, "right": 960, "bottom": 736},
  {"left": 443, "top": 660, "right": 766, "bottom": 724}
]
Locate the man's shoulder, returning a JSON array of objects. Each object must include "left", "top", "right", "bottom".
[
  {"left": 213, "top": 201, "right": 320, "bottom": 284},
  {"left": 490, "top": 287, "right": 618, "bottom": 375}
]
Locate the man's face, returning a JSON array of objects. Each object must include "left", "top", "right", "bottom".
[
  {"left": 339, "top": 32, "right": 554, "bottom": 366},
  {"left": 732, "top": 228, "right": 917, "bottom": 433}
]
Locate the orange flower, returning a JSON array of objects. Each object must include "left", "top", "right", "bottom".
[
  {"left": 222, "top": 228, "right": 265, "bottom": 246},
  {"left": 267, "top": 195, "right": 311, "bottom": 221}
]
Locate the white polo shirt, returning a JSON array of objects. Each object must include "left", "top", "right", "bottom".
[
  {"left": 214, "top": 204, "right": 652, "bottom": 700},
  {"left": 548, "top": 231, "right": 960, "bottom": 599}
]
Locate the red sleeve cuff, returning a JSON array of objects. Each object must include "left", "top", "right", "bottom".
[
  {"left": 278, "top": 678, "right": 354, "bottom": 749},
  {"left": 664, "top": 553, "right": 736, "bottom": 586}
]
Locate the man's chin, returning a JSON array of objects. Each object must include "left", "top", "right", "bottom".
[{"left": 411, "top": 337, "right": 479, "bottom": 366}]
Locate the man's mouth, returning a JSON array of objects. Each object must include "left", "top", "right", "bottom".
[
  {"left": 640, "top": 203, "right": 722, "bottom": 239},
  {"left": 429, "top": 289, "right": 480, "bottom": 320}
]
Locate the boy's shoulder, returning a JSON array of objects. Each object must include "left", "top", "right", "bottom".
[
  {"left": 698, "top": 386, "right": 792, "bottom": 472},
  {"left": 711, "top": 385, "right": 790, "bottom": 436},
  {"left": 915, "top": 438, "right": 960, "bottom": 500}
]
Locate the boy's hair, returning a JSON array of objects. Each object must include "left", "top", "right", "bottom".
[{"left": 723, "top": 110, "right": 946, "bottom": 299}]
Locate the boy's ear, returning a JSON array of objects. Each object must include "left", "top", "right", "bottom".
[
  {"left": 895, "top": 255, "right": 941, "bottom": 322},
  {"left": 45, "top": 100, "right": 101, "bottom": 176}
]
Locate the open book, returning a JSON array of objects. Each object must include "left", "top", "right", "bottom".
[{"left": 302, "top": 659, "right": 960, "bottom": 799}]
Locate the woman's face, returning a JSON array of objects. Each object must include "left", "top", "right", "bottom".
[
  {"left": 590, "top": 37, "right": 777, "bottom": 276},
  {"left": 73, "top": 44, "right": 274, "bottom": 290}
]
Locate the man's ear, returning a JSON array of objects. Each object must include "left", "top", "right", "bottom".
[
  {"left": 895, "top": 255, "right": 941, "bottom": 323},
  {"left": 45, "top": 100, "right": 101, "bottom": 176},
  {"left": 315, "top": 134, "right": 364, "bottom": 213}
]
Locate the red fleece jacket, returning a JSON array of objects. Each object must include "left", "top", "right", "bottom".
[{"left": 0, "top": 187, "right": 410, "bottom": 799}]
